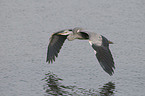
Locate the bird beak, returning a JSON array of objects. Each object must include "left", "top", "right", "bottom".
[{"left": 57, "top": 31, "right": 72, "bottom": 35}]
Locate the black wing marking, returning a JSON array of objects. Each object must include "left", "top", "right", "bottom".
[
  {"left": 46, "top": 33, "right": 68, "bottom": 63},
  {"left": 91, "top": 36, "right": 115, "bottom": 76}
]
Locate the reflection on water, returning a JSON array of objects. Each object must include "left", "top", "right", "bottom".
[
  {"left": 99, "top": 82, "right": 115, "bottom": 96},
  {"left": 42, "top": 72, "right": 115, "bottom": 96}
]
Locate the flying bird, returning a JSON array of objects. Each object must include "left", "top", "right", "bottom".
[{"left": 46, "top": 27, "right": 115, "bottom": 75}]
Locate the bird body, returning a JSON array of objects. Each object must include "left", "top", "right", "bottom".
[
  {"left": 86, "top": 32, "right": 103, "bottom": 46},
  {"left": 46, "top": 27, "right": 115, "bottom": 76}
]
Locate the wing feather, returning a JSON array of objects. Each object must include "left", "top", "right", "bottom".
[
  {"left": 91, "top": 36, "right": 115, "bottom": 75},
  {"left": 92, "top": 45, "right": 115, "bottom": 75},
  {"left": 46, "top": 33, "right": 68, "bottom": 63}
]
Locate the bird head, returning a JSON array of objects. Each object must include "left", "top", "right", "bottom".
[{"left": 72, "top": 27, "right": 83, "bottom": 34}]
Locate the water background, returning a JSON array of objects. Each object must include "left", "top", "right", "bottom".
[{"left": 0, "top": 0, "right": 145, "bottom": 96}]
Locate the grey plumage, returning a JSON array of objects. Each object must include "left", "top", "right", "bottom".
[
  {"left": 46, "top": 27, "right": 115, "bottom": 76},
  {"left": 91, "top": 37, "right": 115, "bottom": 75},
  {"left": 46, "top": 29, "right": 72, "bottom": 63}
]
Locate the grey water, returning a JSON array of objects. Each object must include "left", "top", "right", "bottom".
[{"left": 0, "top": 0, "right": 145, "bottom": 96}]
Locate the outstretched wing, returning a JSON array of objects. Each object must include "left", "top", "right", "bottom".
[
  {"left": 90, "top": 36, "right": 115, "bottom": 76},
  {"left": 46, "top": 32, "right": 68, "bottom": 63}
]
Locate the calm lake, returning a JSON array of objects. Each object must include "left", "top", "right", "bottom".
[{"left": 0, "top": 0, "right": 145, "bottom": 96}]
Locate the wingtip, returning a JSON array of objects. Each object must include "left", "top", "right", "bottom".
[
  {"left": 46, "top": 60, "right": 53, "bottom": 64},
  {"left": 109, "top": 71, "right": 114, "bottom": 76}
]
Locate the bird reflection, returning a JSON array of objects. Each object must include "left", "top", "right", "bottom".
[
  {"left": 42, "top": 72, "right": 71, "bottom": 95},
  {"left": 42, "top": 72, "right": 115, "bottom": 96},
  {"left": 99, "top": 82, "right": 115, "bottom": 96}
]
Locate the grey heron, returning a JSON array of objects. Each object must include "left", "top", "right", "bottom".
[{"left": 46, "top": 27, "right": 115, "bottom": 76}]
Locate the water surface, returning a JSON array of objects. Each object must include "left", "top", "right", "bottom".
[{"left": 0, "top": 0, "right": 145, "bottom": 96}]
